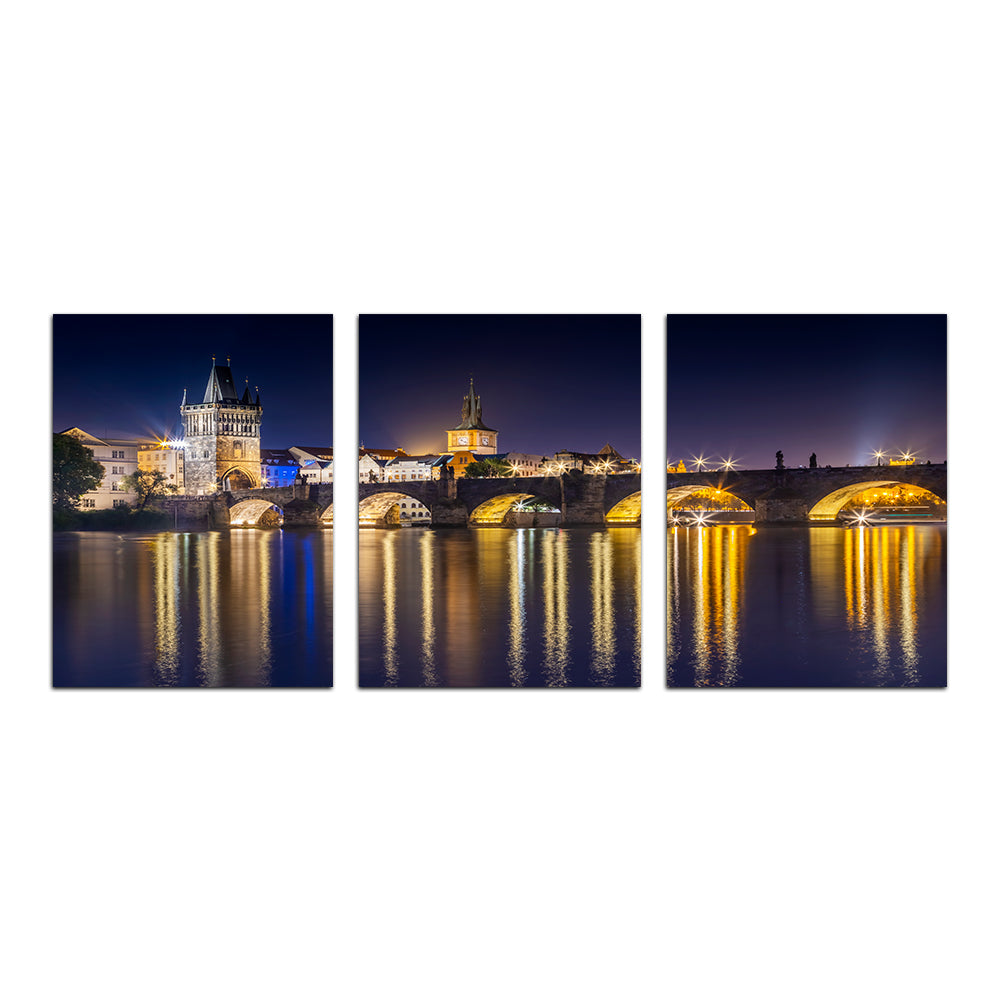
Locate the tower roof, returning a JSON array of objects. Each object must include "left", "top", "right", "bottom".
[
  {"left": 203, "top": 364, "right": 240, "bottom": 403},
  {"left": 449, "top": 376, "right": 497, "bottom": 432}
]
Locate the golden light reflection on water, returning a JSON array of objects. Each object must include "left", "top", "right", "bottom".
[
  {"left": 383, "top": 531, "right": 399, "bottom": 686},
  {"left": 687, "top": 526, "right": 748, "bottom": 686},
  {"left": 838, "top": 525, "right": 938, "bottom": 685},
  {"left": 590, "top": 532, "right": 615, "bottom": 684},
  {"left": 236, "top": 531, "right": 274, "bottom": 685},
  {"left": 149, "top": 532, "right": 281, "bottom": 686},
  {"left": 152, "top": 533, "right": 181, "bottom": 685},
  {"left": 420, "top": 531, "right": 439, "bottom": 686},
  {"left": 508, "top": 531, "right": 527, "bottom": 686},
  {"left": 542, "top": 530, "right": 571, "bottom": 686},
  {"left": 633, "top": 531, "right": 641, "bottom": 685},
  {"left": 55, "top": 531, "right": 330, "bottom": 687},
  {"left": 195, "top": 534, "right": 221, "bottom": 685},
  {"left": 670, "top": 524, "right": 944, "bottom": 686},
  {"left": 147, "top": 533, "right": 281, "bottom": 685},
  {"left": 361, "top": 528, "right": 640, "bottom": 686}
]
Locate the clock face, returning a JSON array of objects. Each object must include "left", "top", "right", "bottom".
[
  {"left": 456, "top": 434, "right": 468, "bottom": 446},
  {"left": 480, "top": 435, "right": 490, "bottom": 446}
]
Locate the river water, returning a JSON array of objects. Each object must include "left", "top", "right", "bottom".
[
  {"left": 359, "top": 527, "right": 641, "bottom": 687},
  {"left": 667, "top": 524, "right": 946, "bottom": 687},
  {"left": 53, "top": 530, "right": 333, "bottom": 687}
]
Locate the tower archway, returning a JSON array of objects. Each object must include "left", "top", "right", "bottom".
[{"left": 222, "top": 467, "right": 256, "bottom": 491}]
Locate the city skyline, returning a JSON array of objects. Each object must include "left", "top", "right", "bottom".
[
  {"left": 667, "top": 315, "right": 947, "bottom": 470},
  {"left": 359, "top": 315, "right": 641, "bottom": 460},
  {"left": 52, "top": 315, "right": 333, "bottom": 449}
]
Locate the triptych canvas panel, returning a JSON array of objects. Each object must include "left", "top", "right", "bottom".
[{"left": 50, "top": 314, "right": 946, "bottom": 688}]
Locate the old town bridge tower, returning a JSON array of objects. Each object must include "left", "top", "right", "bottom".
[
  {"left": 445, "top": 376, "right": 498, "bottom": 456},
  {"left": 181, "top": 358, "right": 262, "bottom": 493}
]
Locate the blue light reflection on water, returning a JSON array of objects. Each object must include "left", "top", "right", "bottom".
[
  {"left": 359, "top": 527, "right": 641, "bottom": 688},
  {"left": 52, "top": 530, "right": 332, "bottom": 687},
  {"left": 667, "top": 524, "right": 946, "bottom": 687}
]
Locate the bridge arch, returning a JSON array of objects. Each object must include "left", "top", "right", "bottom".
[
  {"left": 229, "top": 498, "right": 284, "bottom": 527},
  {"left": 359, "top": 491, "right": 423, "bottom": 527},
  {"left": 468, "top": 493, "right": 561, "bottom": 526},
  {"left": 807, "top": 480, "right": 948, "bottom": 520},
  {"left": 668, "top": 485, "right": 754, "bottom": 511},
  {"left": 606, "top": 491, "right": 641, "bottom": 524},
  {"left": 320, "top": 503, "right": 333, "bottom": 527}
]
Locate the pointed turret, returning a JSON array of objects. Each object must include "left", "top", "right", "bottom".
[{"left": 450, "top": 375, "right": 496, "bottom": 431}]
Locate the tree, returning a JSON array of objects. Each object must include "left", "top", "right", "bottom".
[
  {"left": 52, "top": 433, "right": 105, "bottom": 510},
  {"left": 119, "top": 467, "right": 179, "bottom": 511},
  {"left": 464, "top": 457, "right": 514, "bottom": 478}
]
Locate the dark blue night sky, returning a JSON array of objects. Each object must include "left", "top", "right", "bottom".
[
  {"left": 359, "top": 315, "right": 641, "bottom": 460},
  {"left": 52, "top": 315, "right": 332, "bottom": 449},
  {"left": 667, "top": 315, "right": 947, "bottom": 469}
]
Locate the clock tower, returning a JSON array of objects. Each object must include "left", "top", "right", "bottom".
[{"left": 445, "top": 376, "right": 498, "bottom": 461}]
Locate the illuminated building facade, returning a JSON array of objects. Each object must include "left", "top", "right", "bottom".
[
  {"left": 497, "top": 452, "right": 550, "bottom": 476},
  {"left": 260, "top": 449, "right": 300, "bottom": 488},
  {"left": 359, "top": 454, "right": 388, "bottom": 482},
  {"left": 384, "top": 454, "right": 453, "bottom": 482},
  {"left": 138, "top": 440, "right": 185, "bottom": 491},
  {"left": 181, "top": 360, "right": 262, "bottom": 494},
  {"left": 290, "top": 446, "right": 334, "bottom": 484},
  {"left": 58, "top": 427, "right": 139, "bottom": 509},
  {"left": 552, "top": 443, "right": 635, "bottom": 474}
]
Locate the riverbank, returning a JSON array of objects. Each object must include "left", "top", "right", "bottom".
[{"left": 53, "top": 507, "right": 173, "bottom": 532}]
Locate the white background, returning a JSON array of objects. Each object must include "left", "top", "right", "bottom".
[{"left": 3, "top": 3, "right": 997, "bottom": 998}]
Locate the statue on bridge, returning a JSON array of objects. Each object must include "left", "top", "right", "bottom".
[
  {"left": 809, "top": 452, "right": 817, "bottom": 469},
  {"left": 775, "top": 450, "right": 784, "bottom": 470}
]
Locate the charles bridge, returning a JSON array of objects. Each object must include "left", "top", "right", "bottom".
[
  {"left": 667, "top": 465, "right": 947, "bottom": 522},
  {"left": 151, "top": 482, "right": 333, "bottom": 529},
  {"left": 359, "top": 471, "right": 642, "bottom": 526}
]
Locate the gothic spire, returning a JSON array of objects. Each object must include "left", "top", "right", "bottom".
[{"left": 450, "top": 375, "right": 496, "bottom": 431}]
